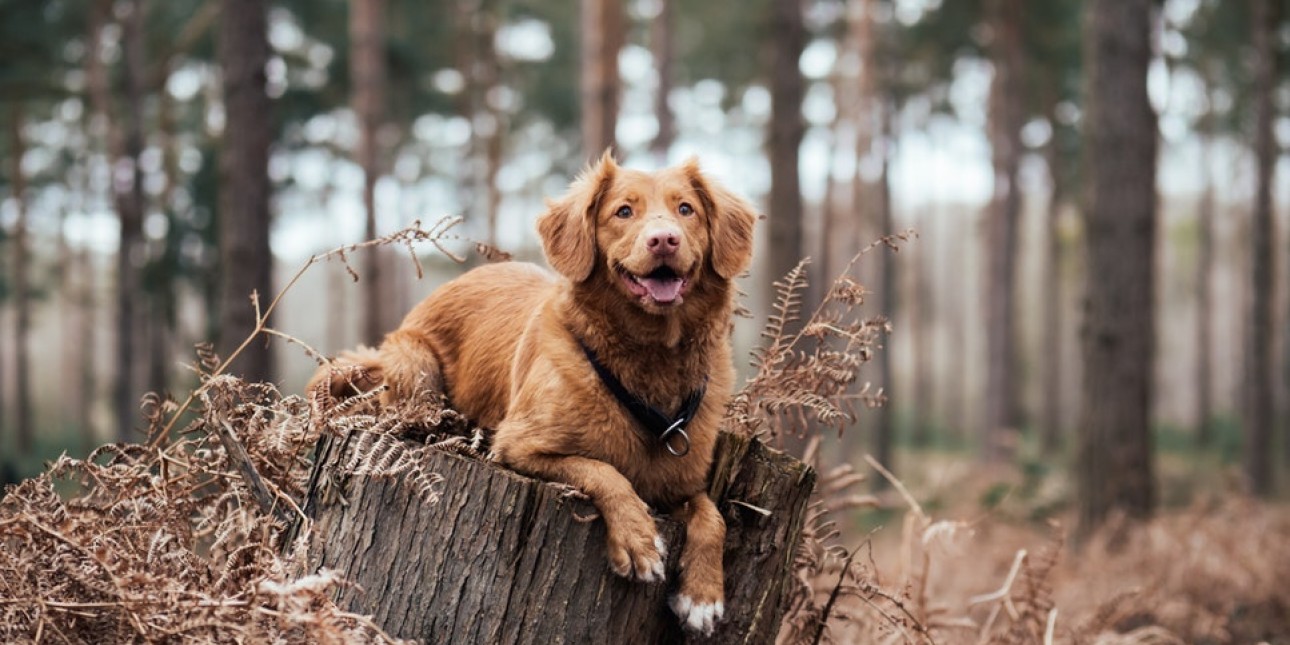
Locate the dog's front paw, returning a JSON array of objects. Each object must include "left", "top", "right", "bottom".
[
  {"left": 606, "top": 519, "right": 666, "bottom": 583},
  {"left": 670, "top": 593, "right": 725, "bottom": 636}
]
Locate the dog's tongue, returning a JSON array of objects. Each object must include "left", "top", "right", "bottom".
[{"left": 640, "top": 275, "right": 684, "bottom": 303}]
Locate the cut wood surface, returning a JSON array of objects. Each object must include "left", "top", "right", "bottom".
[{"left": 301, "top": 432, "right": 815, "bottom": 644}]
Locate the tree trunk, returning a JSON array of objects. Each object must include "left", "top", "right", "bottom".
[
  {"left": 465, "top": 0, "right": 503, "bottom": 248},
  {"left": 982, "top": 0, "right": 1024, "bottom": 463},
  {"left": 1041, "top": 95, "right": 1065, "bottom": 456},
  {"left": 874, "top": 100, "right": 898, "bottom": 474},
  {"left": 911, "top": 207, "right": 934, "bottom": 449},
  {"left": 218, "top": 0, "right": 275, "bottom": 382},
  {"left": 766, "top": 0, "right": 806, "bottom": 329},
  {"left": 580, "top": 0, "right": 622, "bottom": 160},
  {"left": 1244, "top": 0, "right": 1277, "bottom": 496},
  {"left": 10, "top": 105, "right": 33, "bottom": 455},
  {"left": 1195, "top": 113, "right": 1215, "bottom": 449},
  {"left": 300, "top": 432, "right": 814, "bottom": 643},
  {"left": 149, "top": 86, "right": 181, "bottom": 397},
  {"left": 79, "top": 4, "right": 110, "bottom": 453},
  {"left": 905, "top": 204, "right": 926, "bottom": 450},
  {"left": 0, "top": 264, "right": 4, "bottom": 457},
  {"left": 109, "top": 0, "right": 148, "bottom": 442},
  {"left": 828, "top": 0, "right": 875, "bottom": 286},
  {"left": 1077, "top": 0, "right": 1158, "bottom": 535},
  {"left": 825, "top": 0, "right": 882, "bottom": 464},
  {"left": 349, "top": 0, "right": 386, "bottom": 345},
  {"left": 77, "top": 249, "right": 98, "bottom": 453},
  {"left": 950, "top": 211, "right": 973, "bottom": 446},
  {"left": 650, "top": 0, "right": 675, "bottom": 161}
]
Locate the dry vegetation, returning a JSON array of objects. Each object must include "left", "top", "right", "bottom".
[{"left": 2, "top": 223, "right": 1287, "bottom": 644}]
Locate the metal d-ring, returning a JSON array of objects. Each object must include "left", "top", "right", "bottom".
[{"left": 660, "top": 418, "right": 691, "bottom": 457}]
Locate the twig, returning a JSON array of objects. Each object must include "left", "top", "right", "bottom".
[
  {"left": 875, "top": 588, "right": 937, "bottom": 645},
  {"left": 211, "top": 418, "right": 283, "bottom": 522},
  {"left": 812, "top": 542, "right": 861, "bottom": 645},
  {"left": 970, "top": 549, "right": 1027, "bottom": 642},
  {"left": 968, "top": 549, "right": 1027, "bottom": 606},
  {"left": 729, "top": 500, "right": 772, "bottom": 517},
  {"left": 863, "top": 454, "right": 926, "bottom": 522},
  {"left": 262, "top": 328, "right": 328, "bottom": 366},
  {"left": 148, "top": 220, "right": 465, "bottom": 449}
]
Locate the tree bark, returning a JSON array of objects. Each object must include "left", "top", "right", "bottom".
[
  {"left": 1077, "top": 0, "right": 1158, "bottom": 535},
  {"left": 766, "top": 0, "right": 807, "bottom": 329},
  {"left": 218, "top": 0, "right": 275, "bottom": 382},
  {"left": 1244, "top": 0, "right": 1277, "bottom": 496},
  {"left": 10, "top": 105, "right": 32, "bottom": 455},
  {"left": 301, "top": 432, "right": 814, "bottom": 644},
  {"left": 982, "top": 0, "right": 1024, "bottom": 463},
  {"left": 580, "top": 0, "right": 623, "bottom": 160}
]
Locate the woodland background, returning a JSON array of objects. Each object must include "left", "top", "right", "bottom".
[{"left": 1, "top": 0, "right": 1289, "bottom": 638}]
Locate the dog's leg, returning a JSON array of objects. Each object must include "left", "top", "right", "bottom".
[
  {"left": 669, "top": 493, "right": 726, "bottom": 635},
  {"left": 377, "top": 328, "right": 444, "bottom": 405},
  {"left": 500, "top": 450, "right": 666, "bottom": 583}
]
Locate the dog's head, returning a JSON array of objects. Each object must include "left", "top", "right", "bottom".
[{"left": 538, "top": 151, "right": 756, "bottom": 315}]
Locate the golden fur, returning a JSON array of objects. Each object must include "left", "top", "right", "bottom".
[{"left": 309, "top": 151, "right": 757, "bottom": 633}]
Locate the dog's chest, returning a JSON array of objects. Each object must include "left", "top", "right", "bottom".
[
  {"left": 572, "top": 342, "right": 724, "bottom": 507},
  {"left": 585, "top": 385, "right": 716, "bottom": 508}
]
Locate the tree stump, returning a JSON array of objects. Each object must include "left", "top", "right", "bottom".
[{"left": 300, "top": 431, "right": 815, "bottom": 644}]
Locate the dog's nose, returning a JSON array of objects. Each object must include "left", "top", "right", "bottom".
[{"left": 646, "top": 228, "right": 680, "bottom": 256}]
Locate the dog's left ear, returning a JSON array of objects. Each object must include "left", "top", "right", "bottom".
[
  {"left": 684, "top": 157, "right": 757, "bottom": 280},
  {"left": 538, "top": 151, "right": 618, "bottom": 282}
]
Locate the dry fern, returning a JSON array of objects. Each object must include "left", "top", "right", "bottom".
[
  {"left": 724, "top": 232, "right": 913, "bottom": 443},
  {"left": 0, "top": 374, "right": 409, "bottom": 643},
  {"left": 0, "top": 220, "right": 477, "bottom": 643}
]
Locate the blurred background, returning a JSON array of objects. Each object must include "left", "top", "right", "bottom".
[{"left": 0, "top": 0, "right": 1287, "bottom": 533}]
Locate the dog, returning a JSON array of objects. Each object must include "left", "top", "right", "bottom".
[{"left": 310, "top": 151, "right": 756, "bottom": 634}]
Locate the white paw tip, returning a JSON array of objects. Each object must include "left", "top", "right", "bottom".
[
  {"left": 669, "top": 594, "right": 692, "bottom": 616},
  {"left": 650, "top": 558, "right": 666, "bottom": 581},
  {"left": 671, "top": 595, "right": 723, "bottom": 636},
  {"left": 655, "top": 535, "right": 668, "bottom": 558}
]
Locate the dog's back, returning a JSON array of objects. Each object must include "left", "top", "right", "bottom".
[{"left": 309, "top": 262, "right": 555, "bottom": 427}]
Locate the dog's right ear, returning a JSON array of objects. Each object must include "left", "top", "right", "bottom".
[{"left": 538, "top": 150, "right": 618, "bottom": 282}]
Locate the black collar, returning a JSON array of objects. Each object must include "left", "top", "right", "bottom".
[{"left": 574, "top": 336, "right": 707, "bottom": 457}]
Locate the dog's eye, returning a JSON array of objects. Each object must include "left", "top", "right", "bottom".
[
  {"left": 615, "top": 205, "right": 633, "bottom": 219},
  {"left": 678, "top": 203, "right": 695, "bottom": 216}
]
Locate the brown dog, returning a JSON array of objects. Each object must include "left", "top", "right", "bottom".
[{"left": 311, "top": 151, "right": 756, "bottom": 634}]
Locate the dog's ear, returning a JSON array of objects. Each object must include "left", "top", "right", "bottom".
[
  {"left": 684, "top": 157, "right": 757, "bottom": 280},
  {"left": 538, "top": 150, "right": 618, "bottom": 282}
]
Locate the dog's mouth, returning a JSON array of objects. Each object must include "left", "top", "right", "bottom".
[{"left": 620, "top": 265, "right": 690, "bottom": 305}]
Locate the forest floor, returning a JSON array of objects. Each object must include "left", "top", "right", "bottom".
[{"left": 818, "top": 447, "right": 1290, "bottom": 644}]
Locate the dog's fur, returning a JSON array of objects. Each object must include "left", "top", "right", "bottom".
[{"left": 309, "top": 152, "right": 756, "bottom": 634}]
